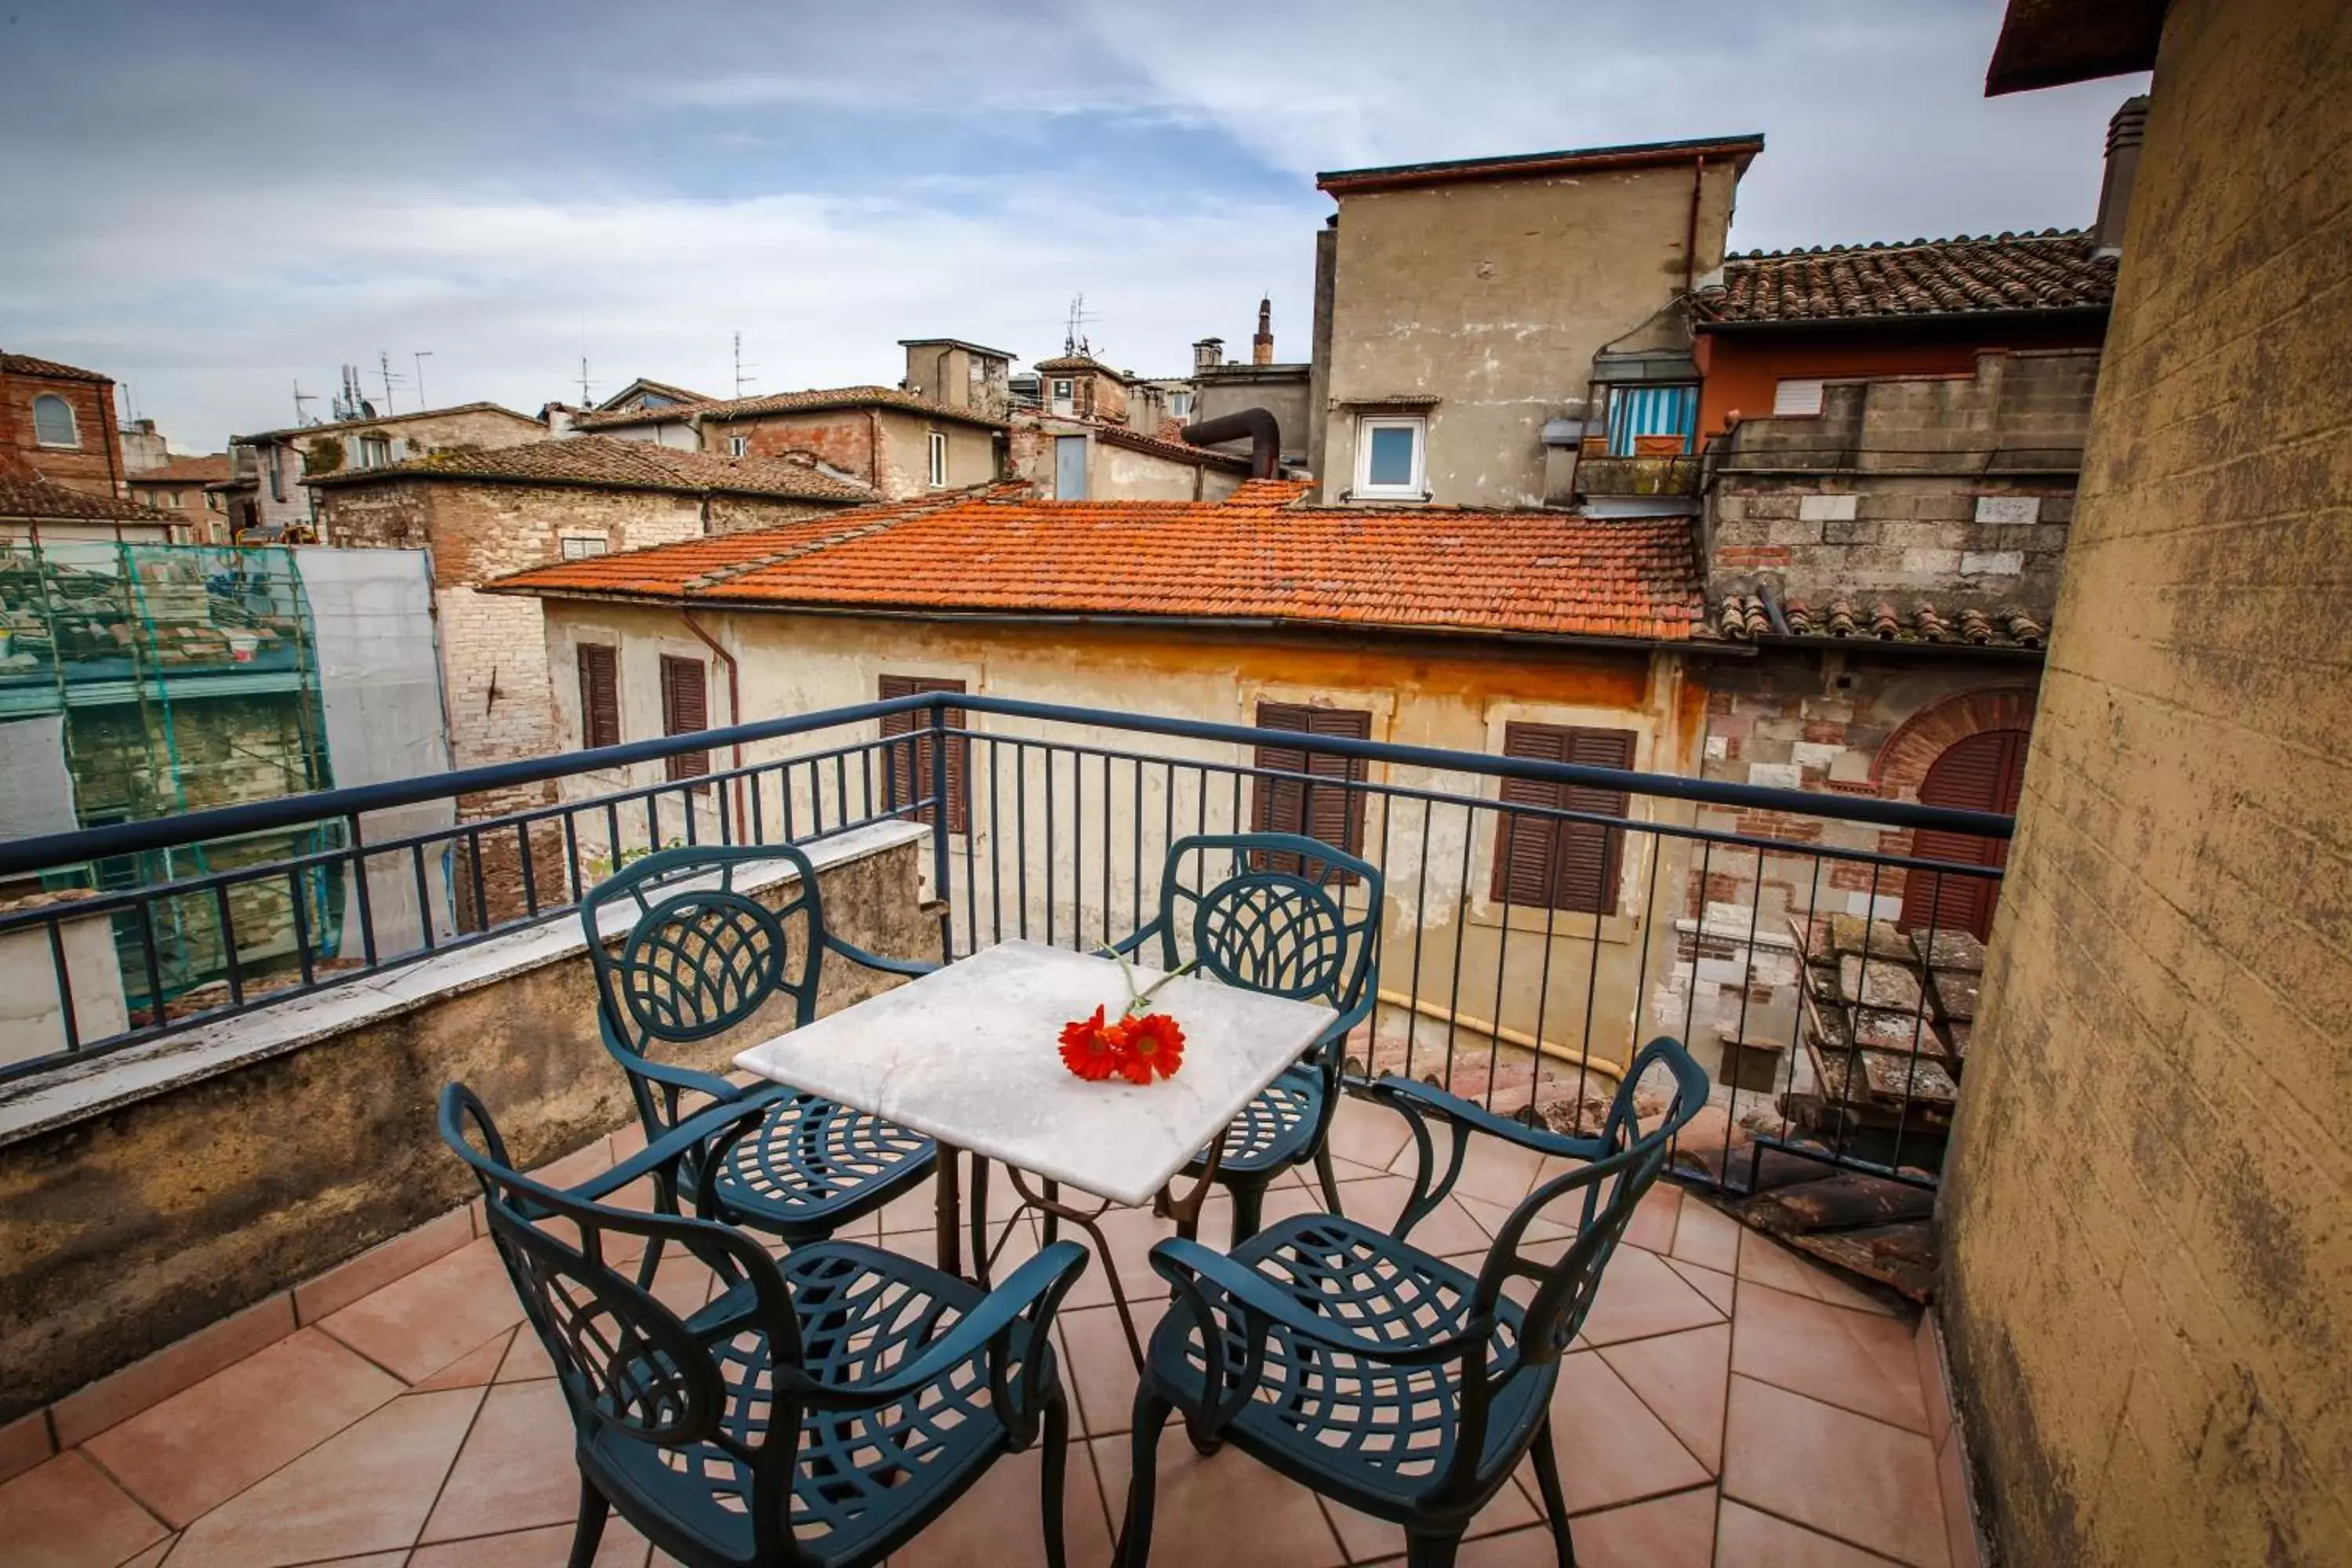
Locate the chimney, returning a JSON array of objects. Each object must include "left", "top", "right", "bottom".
[
  {"left": 1252, "top": 297, "right": 1275, "bottom": 365},
  {"left": 2093, "top": 95, "right": 2150, "bottom": 257},
  {"left": 1192, "top": 337, "right": 1224, "bottom": 374}
]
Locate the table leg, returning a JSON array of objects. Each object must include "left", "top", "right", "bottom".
[
  {"left": 1006, "top": 1166, "right": 1147, "bottom": 1368},
  {"left": 935, "top": 1142, "right": 963, "bottom": 1279},
  {"left": 967, "top": 1156, "right": 993, "bottom": 1290}
]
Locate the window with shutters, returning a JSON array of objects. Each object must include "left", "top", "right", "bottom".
[
  {"left": 1250, "top": 702, "right": 1372, "bottom": 882},
  {"left": 576, "top": 644, "right": 620, "bottom": 750},
  {"left": 659, "top": 655, "right": 711, "bottom": 787},
  {"left": 1899, "top": 728, "right": 2026, "bottom": 941},
  {"left": 1488, "top": 723, "right": 1637, "bottom": 914},
  {"left": 877, "top": 675, "right": 969, "bottom": 833},
  {"left": 1772, "top": 377, "right": 1826, "bottom": 417}
]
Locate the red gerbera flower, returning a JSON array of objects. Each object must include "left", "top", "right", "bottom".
[
  {"left": 1058, "top": 1005, "right": 1133, "bottom": 1081},
  {"left": 1118, "top": 1011, "right": 1186, "bottom": 1083}
]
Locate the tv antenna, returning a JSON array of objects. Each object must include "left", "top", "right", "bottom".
[
  {"left": 1062, "top": 292, "right": 1099, "bottom": 358},
  {"left": 377, "top": 350, "right": 408, "bottom": 416},
  {"left": 412, "top": 350, "right": 434, "bottom": 409},
  {"left": 732, "top": 331, "right": 758, "bottom": 398},
  {"left": 292, "top": 380, "right": 319, "bottom": 425},
  {"left": 578, "top": 355, "right": 593, "bottom": 406}
]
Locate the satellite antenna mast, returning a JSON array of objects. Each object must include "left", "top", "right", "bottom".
[
  {"left": 579, "top": 356, "right": 592, "bottom": 406},
  {"left": 292, "top": 380, "right": 318, "bottom": 425},
  {"left": 732, "top": 331, "right": 757, "bottom": 397},
  {"left": 1062, "top": 292, "right": 1101, "bottom": 358},
  {"left": 377, "top": 350, "right": 406, "bottom": 416},
  {"left": 412, "top": 350, "right": 434, "bottom": 409}
]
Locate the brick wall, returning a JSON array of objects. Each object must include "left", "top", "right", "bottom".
[
  {"left": 714, "top": 409, "right": 994, "bottom": 499},
  {"left": 1708, "top": 350, "right": 2096, "bottom": 619},
  {"left": 1, "top": 368, "right": 123, "bottom": 496},
  {"left": 1940, "top": 4, "right": 2352, "bottom": 1563}
]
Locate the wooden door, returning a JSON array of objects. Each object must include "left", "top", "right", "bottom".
[{"left": 1900, "top": 728, "right": 2027, "bottom": 940}]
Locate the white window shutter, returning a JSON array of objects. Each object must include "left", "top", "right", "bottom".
[{"left": 1773, "top": 378, "right": 1825, "bottom": 416}]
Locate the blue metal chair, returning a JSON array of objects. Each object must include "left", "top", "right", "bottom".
[
  {"left": 579, "top": 843, "right": 938, "bottom": 1247},
  {"left": 1120, "top": 1036, "right": 1711, "bottom": 1568},
  {"left": 441, "top": 1083, "right": 1091, "bottom": 1568},
  {"left": 1113, "top": 831, "right": 1381, "bottom": 1245}
]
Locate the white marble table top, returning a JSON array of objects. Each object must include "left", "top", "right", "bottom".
[{"left": 733, "top": 938, "right": 1338, "bottom": 1207}]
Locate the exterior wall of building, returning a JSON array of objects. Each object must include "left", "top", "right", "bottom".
[
  {"left": 709, "top": 409, "right": 995, "bottom": 499},
  {"left": 1694, "top": 318, "right": 2107, "bottom": 439},
  {"left": 2, "top": 369, "right": 124, "bottom": 497},
  {"left": 1940, "top": 5, "right": 2352, "bottom": 1565},
  {"left": 1320, "top": 160, "right": 1741, "bottom": 508},
  {"left": 1194, "top": 365, "right": 1314, "bottom": 467},
  {"left": 1006, "top": 418, "right": 1243, "bottom": 501},
  {"left": 536, "top": 601, "right": 1711, "bottom": 1099},
  {"left": 245, "top": 407, "right": 547, "bottom": 536},
  {"left": 1707, "top": 350, "right": 2097, "bottom": 619},
  {"left": 900, "top": 343, "right": 1011, "bottom": 418}
]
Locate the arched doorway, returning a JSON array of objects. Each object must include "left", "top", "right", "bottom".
[{"left": 1900, "top": 728, "right": 2028, "bottom": 940}]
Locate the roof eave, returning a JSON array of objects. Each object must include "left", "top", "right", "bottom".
[
  {"left": 1693, "top": 303, "right": 2111, "bottom": 334},
  {"left": 305, "top": 467, "right": 869, "bottom": 505},
  {"left": 1984, "top": 0, "right": 2165, "bottom": 95},
  {"left": 1317, "top": 134, "right": 1766, "bottom": 195}
]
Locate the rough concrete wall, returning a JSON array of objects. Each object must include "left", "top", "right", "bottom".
[
  {"left": 2, "top": 372, "right": 122, "bottom": 496},
  {"left": 1321, "top": 161, "right": 1740, "bottom": 508},
  {"left": 0, "top": 832, "right": 929, "bottom": 1422},
  {"left": 1940, "top": 5, "right": 2352, "bottom": 1564},
  {"left": 1195, "top": 369, "right": 1314, "bottom": 466}
]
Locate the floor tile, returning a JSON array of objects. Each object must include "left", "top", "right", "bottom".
[
  {"left": 1090, "top": 1432, "right": 1348, "bottom": 1568},
  {"left": 294, "top": 1207, "right": 477, "bottom": 1326},
  {"left": 1537, "top": 1351, "right": 1711, "bottom": 1514},
  {"left": 0, "top": 1451, "right": 168, "bottom": 1568},
  {"left": 1414, "top": 1124, "right": 1549, "bottom": 1207},
  {"left": 1669, "top": 1198, "right": 1743, "bottom": 1273},
  {"left": 1454, "top": 1192, "right": 1575, "bottom": 1247},
  {"left": 496, "top": 1327, "right": 557, "bottom": 1384},
  {"left": 164, "top": 1388, "right": 485, "bottom": 1568},
  {"left": 1321, "top": 1474, "right": 1541, "bottom": 1561},
  {"left": 1562, "top": 1485, "right": 1717, "bottom": 1568},
  {"left": 408, "top": 1519, "right": 653, "bottom": 1566},
  {"left": 419, "top": 1328, "right": 520, "bottom": 1391},
  {"left": 84, "top": 1327, "right": 405, "bottom": 1527},
  {"left": 1334, "top": 1174, "right": 1492, "bottom": 1258},
  {"left": 1721, "top": 1377, "right": 1947, "bottom": 1567},
  {"left": 1326, "top": 1095, "right": 1415, "bottom": 1172},
  {"left": 121, "top": 1543, "right": 177, "bottom": 1568},
  {"left": 1663, "top": 1257, "right": 1737, "bottom": 1314},
  {"left": 1716, "top": 1498, "right": 1905, "bottom": 1565},
  {"left": 320, "top": 1236, "right": 528, "bottom": 1383},
  {"left": 1598, "top": 1323, "right": 1730, "bottom": 1472},
  {"left": 0, "top": 1410, "right": 54, "bottom": 1486},
  {"left": 1937, "top": 1432, "right": 1983, "bottom": 1568},
  {"left": 1622, "top": 1183, "right": 1682, "bottom": 1253},
  {"left": 1736, "top": 1232, "right": 1899, "bottom": 1317},
  {"left": 1576, "top": 1247, "right": 1724, "bottom": 1348},
  {"left": 51, "top": 1294, "right": 297, "bottom": 1447},
  {"left": 892, "top": 1439, "right": 1116, "bottom": 1568},
  {"left": 1058, "top": 1298, "right": 1166, "bottom": 1437},
  {"left": 421, "top": 1380, "right": 580, "bottom": 1543},
  {"left": 1732, "top": 1283, "right": 1927, "bottom": 1433}
]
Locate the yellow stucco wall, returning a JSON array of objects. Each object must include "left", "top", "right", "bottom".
[
  {"left": 538, "top": 604, "right": 1712, "bottom": 1086},
  {"left": 1940, "top": 3, "right": 2352, "bottom": 1564}
]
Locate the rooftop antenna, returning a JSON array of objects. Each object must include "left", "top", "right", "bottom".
[
  {"left": 376, "top": 350, "right": 408, "bottom": 416},
  {"left": 579, "top": 355, "right": 593, "bottom": 406},
  {"left": 732, "top": 331, "right": 757, "bottom": 398},
  {"left": 292, "top": 379, "right": 319, "bottom": 425},
  {"left": 1062, "top": 292, "right": 1099, "bottom": 358},
  {"left": 412, "top": 350, "right": 434, "bottom": 410}
]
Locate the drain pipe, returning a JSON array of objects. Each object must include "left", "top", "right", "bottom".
[
  {"left": 1375, "top": 988, "right": 1628, "bottom": 1084},
  {"left": 1180, "top": 408, "right": 1281, "bottom": 479}
]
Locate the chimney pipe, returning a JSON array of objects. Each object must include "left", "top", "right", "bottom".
[
  {"left": 2093, "top": 95, "right": 2150, "bottom": 257},
  {"left": 1182, "top": 408, "right": 1280, "bottom": 479},
  {"left": 1252, "top": 297, "right": 1275, "bottom": 366}
]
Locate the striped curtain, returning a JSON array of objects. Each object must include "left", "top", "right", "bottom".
[{"left": 1606, "top": 383, "right": 1698, "bottom": 456}]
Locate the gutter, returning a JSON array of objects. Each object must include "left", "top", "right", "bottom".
[
  {"left": 1692, "top": 305, "right": 2111, "bottom": 336},
  {"left": 679, "top": 600, "right": 750, "bottom": 840}
]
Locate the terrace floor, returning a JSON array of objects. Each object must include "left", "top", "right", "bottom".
[{"left": 2, "top": 1098, "right": 1974, "bottom": 1568}]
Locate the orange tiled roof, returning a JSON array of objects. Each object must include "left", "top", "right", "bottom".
[
  {"left": 1697, "top": 230, "right": 2115, "bottom": 325},
  {"left": 1705, "top": 592, "right": 2048, "bottom": 650},
  {"left": 301, "top": 435, "right": 874, "bottom": 504},
  {"left": 0, "top": 351, "right": 111, "bottom": 383},
  {"left": 0, "top": 472, "right": 161, "bottom": 521},
  {"left": 126, "top": 454, "right": 234, "bottom": 486},
  {"left": 486, "top": 479, "right": 1705, "bottom": 643}
]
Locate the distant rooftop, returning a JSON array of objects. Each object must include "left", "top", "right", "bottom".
[
  {"left": 1317, "top": 133, "right": 1766, "bottom": 196},
  {"left": 302, "top": 434, "right": 875, "bottom": 504},
  {"left": 572, "top": 385, "right": 1007, "bottom": 434},
  {"left": 1696, "top": 230, "right": 2116, "bottom": 326},
  {"left": 0, "top": 472, "right": 160, "bottom": 522},
  {"left": 235, "top": 403, "right": 546, "bottom": 445},
  {"left": 125, "top": 455, "right": 233, "bottom": 486},
  {"left": 898, "top": 337, "right": 1016, "bottom": 360},
  {"left": 0, "top": 352, "right": 111, "bottom": 385}
]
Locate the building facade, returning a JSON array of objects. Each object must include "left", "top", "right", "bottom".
[
  {"left": 1, "top": 353, "right": 128, "bottom": 500},
  {"left": 123, "top": 455, "right": 234, "bottom": 543},
  {"left": 231, "top": 403, "right": 553, "bottom": 541}
]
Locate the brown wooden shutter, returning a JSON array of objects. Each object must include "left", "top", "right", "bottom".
[
  {"left": 577, "top": 644, "right": 620, "bottom": 750},
  {"left": 659, "top": 655, "right": 710, "bottom": 785},
  {"left": 877, "top": 674, "right": 968, "bottom": 832},
  {"left": 1250, "top": 702, "right": 1371, "bottom": 880},
  {"left": 1490, "top": 723, "right": 1635, "bottom": 913},
  {"left": 1900, "top": 728, "right": 2026, "bottom": 941}
]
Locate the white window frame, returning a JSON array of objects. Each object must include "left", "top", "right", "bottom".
[
  {"left": 927, "top": 429, "right": 948, "bottom": 488},
  {"left": 560, "top": 535, "right": 609, "bottom": 560},
  {"left": 1354, "top": 415, "right": 1427, "bottom": 500},
  {"left": 31, "top": 394, "right": 79, "bottom": 448},
  {"left": 727, "top": 434, "right": 750, "bottom": 457},
  {"left": 354, "top": 434, "right": 391, "bottom": 469}
]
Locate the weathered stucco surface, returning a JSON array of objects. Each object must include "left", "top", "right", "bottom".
[
  {"left": 0, "top": 831, "right": 930, "bottom": 1422},
  {"left": 1940, "top": 3, "right": 2352, "bottom": 1563}
]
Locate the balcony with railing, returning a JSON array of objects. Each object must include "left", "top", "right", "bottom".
[{"left": 0, "top": 696, "right": 2006, "bottom": 1566}]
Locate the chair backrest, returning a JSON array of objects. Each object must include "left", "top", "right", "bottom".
[
  {"left": 579, "top": 843, "right": 825, "bottom": 1128},
  {"left": 438, "top": 1084, "right": 804, "bottom": 1560},
  {"left": 1148, "top": 832, "right": 1381, "bottom": 1013}
]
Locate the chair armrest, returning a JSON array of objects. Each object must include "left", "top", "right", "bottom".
[
  {"left": 1365, "top": 1076, "right": 1604, "bottom": 1162},
  {"left": 569, "top": 1087, "right": 793, "bottom": 1206},
  {"left": 1149, "top": 1237, "right": 1489, "bottom": 1369},
  {"left": 825, "top": 935, "right": 939, "bottom": 979},
  {"left": 609, "top": 1050, "right": 759, "bottom": 1109},
  {"left": 798, "top": 1241, "right": 1091, "bottom": 1411}
]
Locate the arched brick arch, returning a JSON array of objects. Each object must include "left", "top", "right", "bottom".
[{"left": 1871, "top": 684, "right": 2038, "bottom": 800}]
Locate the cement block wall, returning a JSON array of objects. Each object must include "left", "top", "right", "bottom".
[
  {"left": 0, "top": 829, "right": 930, "bottom": 1422},
  {"left": 1940, "top": 4, "right": 2352, "bottom": 1563}
]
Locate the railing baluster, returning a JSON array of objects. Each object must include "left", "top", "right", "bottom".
[
  {"left": 289, "top": 868, "right": 316, "bottom": 988},
  {"left": 413, "top": 843, "right": 437, "bottom": 951},
  {"left": 346, "top": 812, "right": 379, "bottom": 967},
  {"left": 214, "top": 884, "right": 245, "bottom": 1008},
  {"left": 45, "top": 916, "right": 80, "bottom": 1054}
]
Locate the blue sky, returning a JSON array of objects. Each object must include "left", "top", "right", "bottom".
[{"left": 0, "top": 2, "right": 2143, "bottom": 450}]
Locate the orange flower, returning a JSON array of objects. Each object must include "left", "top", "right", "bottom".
[
  {"left": 1058, "top": 1005, "right": 1133, "bottom": 1081},
  {"left": 1118, "top": 1011, "right": 1185, "bottom": 1083}
]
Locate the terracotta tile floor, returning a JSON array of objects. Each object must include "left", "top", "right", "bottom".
[{"left": 7, "top": 1099, "right": 1959, "bottom": 1567}]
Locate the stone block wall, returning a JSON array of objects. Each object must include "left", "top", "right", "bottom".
[{"left": 1939, "top": 4, "right": 2352, "bottom": 1563}]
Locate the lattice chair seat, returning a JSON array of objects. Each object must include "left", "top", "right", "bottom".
[
  {"left": 594, "top": 1240, "right": 1051, "bottom": 1566},
  {"left": 696, "top": 1094, "right": 935, "bottom": 1237},
  {"left": 1142, "top": 1214, "right": 1544, "bottom": 1515},
  {"left": 1185, "top": 1063, "right": 1325, "bottom": 1177}
]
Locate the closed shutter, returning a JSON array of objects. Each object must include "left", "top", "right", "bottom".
[
  {"left": 1490, "top": 723, "right": 1635, "bottom": 913},
  {"left": 1900, "top": 729, "right": 2026, "bottom": 941},
  {"left": 1250, "top": 702, "right": 1371, "bottom": 881},
  {"left": 1773, "top": 377, "right": 1826, "bottom": 416},
  {"left": 878, "top": 675, "right": 969, "bottom": 832},
  {"left": 659, "top": 655, "right": 710, "bottom": 785},
  {"left": 1606, "top": 384, "right": 1698, "bottom": 456},
  {"left": 577, "top": 644, "right": 620, "bottom": 750}
]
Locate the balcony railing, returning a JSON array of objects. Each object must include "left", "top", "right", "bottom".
[{"left": 0, "top": 695, "right": 2008, "bottom": 1195}]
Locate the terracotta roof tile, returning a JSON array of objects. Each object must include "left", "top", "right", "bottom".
[
  {"left": 1706, "top": 593, "right": 2047, "bottom": 650},
  {"left": 302, "top": 435, "right": 874, "bottom": 504},
  {"left": 0, "top": 351, "right": 111, "bottom": 383},
  {"left": 126, "top": 455, "right": 233, "bottom": 485},
  {"left": 1697, "top": 230, "right": 2115, "bottom": 325},
  {"left": 488, "top": 479, "right": 1704, "bottom": 643},
  {"left": 572, "top": 384, "right": 1007, "bottom": 434},
  {"left": 0, "top": 472, "right": 162, "bottom": 521}
]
